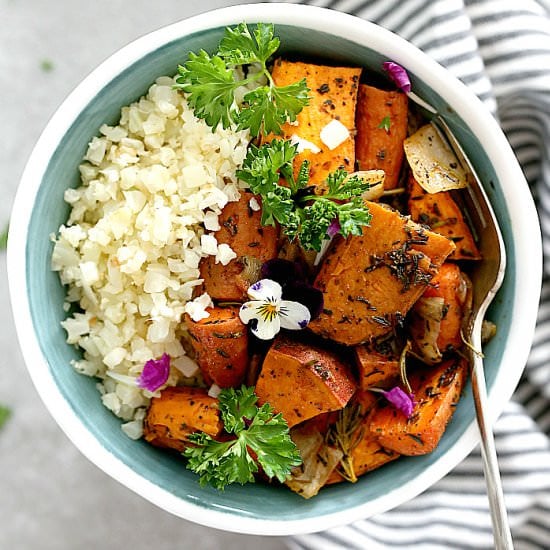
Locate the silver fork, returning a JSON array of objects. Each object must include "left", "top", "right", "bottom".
[{"left": 430, "top": 116, "right": 512, "bottom": 549}]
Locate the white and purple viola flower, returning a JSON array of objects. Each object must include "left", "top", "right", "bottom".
[{"left": 239, "top": 278, "right": 311, "bottom": 340}]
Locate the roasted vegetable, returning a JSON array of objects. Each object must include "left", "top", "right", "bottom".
[
  {"left": 143, "top": 386, "right": 222, "bottom": 451},
  {"left": 286, "top": 426, "right": 343, "bottom": 499},
  {"left": 199, "top": 192, "right": 279, "bottom": 301},
  {"left": 368, "top": 356, "right": 468, "bottom": 455},
  {"left": 254, "top": 335, "right": 357, "bottom": 428},
  {"left": 407, "top": 174, "right": 481, "bottom": 260},
  {"left": 185, "top": 306, "right": 249, "bottom": 388},
  {"left": 354, "top": 345, "right": 401, "bottom": 390},
  {"left": 409, "top": 263, "right": 472, "bottom": 364},
  {"left": 404, "top": 124, "right": 468, "bottom": 193},
  {"left": 271, "top": 59, "right": 362, "bottom": 193},
  {"left": 309, "top": 201, "right": 456, "bottom": 345},
  {"left": 355, "top": 83, "right": 408, "bottom": 190}
]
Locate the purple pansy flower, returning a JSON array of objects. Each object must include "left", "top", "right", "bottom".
[
  {"left": 382, "top": 61, "right": 411, "bottom": 93},
  {"left": 137, "top": 353, "right": 171, "bottom": 392},
  {"left": 382, "top": 386, "right": 416, "bottom": 418}
]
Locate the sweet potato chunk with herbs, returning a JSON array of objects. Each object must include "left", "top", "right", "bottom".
[
  {"left": 368, "top": 356, "right": 468, "bottom": 456},
  {"left": 309, "top": 201, "right": 456, "bottom": 345},
  {"left": 408, "top": 174, "right": 481, "bottom": 260},
  {"left": 185, "top": 306, "right": 248, "bottom": 388},
  {"left": 325, "top": 389, "right": 399, "bottom": 484},
  {"left": 355, "top": 345, "right": 401, "bottom": 390},
  {"left": 409, "top": 263, "right": 472, "bottom": 364},
  {"left": 271, "top": 59, "right": 362, "bottom": 193},
  {"left": 255, "top": 336, "right": 356, "bottom": 428},
  {"left": 199, "top": 192, "right": 279, "bottom": 301},
  {"left": 355, "top": 84, "right": 408, "bottom": 190},
  {"left": 143, "top": 386, "right": 222, "bottom": 451}
]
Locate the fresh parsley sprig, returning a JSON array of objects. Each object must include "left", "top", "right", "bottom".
[
  {"left": 184, "top": 386, "right": 302, "bottom": 490},
  {"left": 237, "top": 140, "right": 372, "bottom": 251},
  {"left": 175, "top": 23, "right": 309, "bottom": 137}
]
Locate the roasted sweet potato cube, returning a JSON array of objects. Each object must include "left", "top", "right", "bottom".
[
  {"left": 143, "top": 387, "right": 222, "bottom": 451},
  {"left": 408, "top": 174, "right": 481, "bottom": 260},
  {"left": 271, "top": 59, "right": 362, "bottom": 193},
  {"left": 355, "top": 345, "right": 401, "bottom": 390},
  {"left": 199, "top": 192, "right": 279, "bottom": 301},
  {"left": 355, "top": 84, "right": 409, "bottom": 190},
  {"left": 368, "top": 356, "right": 468, "bottom": 455},
  {"left": 309, "top": 201, "right": 456, "bottom": 345},
  {"left": 255, "top": 336, "right": 356, "bottom": 428},
  {"left": 409, "top": 262, "right": 472, "bottom": 364},
  {"left": 325, "top": 389, "right": 399, "bottom": 484},
  {"left": 185, "top": 306, "right": 249, "bottom": 388}
]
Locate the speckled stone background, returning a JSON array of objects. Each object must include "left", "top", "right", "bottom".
[{"left": 0, "top": 1, "right": 288, "bottom": 548}]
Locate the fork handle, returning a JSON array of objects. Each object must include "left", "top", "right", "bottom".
[{"left": 471, "top": 353, "right": 514, "bottom": 549}]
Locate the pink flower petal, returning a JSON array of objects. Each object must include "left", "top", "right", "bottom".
[
  {"left": 327, "top": 218, "right": 341, "bottom": 238},
  {"left": 137, "top": 353, "right": 171, "bottom": 392},
  {"left": 382, "top": 61, "right": 411, "bottom": 93},
  {"left": 383, "top": 386, "right": 415, "bottom": 417}
]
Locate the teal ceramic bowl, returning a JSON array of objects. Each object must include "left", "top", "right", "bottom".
[{"left": 8, "top": 2, "right": 542, "bottom": 535}]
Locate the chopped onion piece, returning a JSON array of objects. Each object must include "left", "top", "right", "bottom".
[
  {"left": 290, "top": 134, "right": 321, "bottom": 154},
  {"left": 319, "top": 119, "right": 350, "bottom": 150},
  {"left": 345, "top": 170, "right": 386, "bottom": 201},
  {"left": 404, "top": 124, "right": 468, "bottom": 193}
]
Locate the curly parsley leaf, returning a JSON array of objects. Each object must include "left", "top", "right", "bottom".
[
  {"left": 237, "top": 139, "right": 372, "bottom": 250},
  {"left": 175, "top": 23, "right": 309, "bottom": 137},
  {"left": 183, "top": 386, "right": 301, "bottom": 490},
  {"left": 218, "top": 22, "right": 280, "bottom": 66}
]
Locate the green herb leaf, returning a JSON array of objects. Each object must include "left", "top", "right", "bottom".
[
  {"left": 237, "top": 140, "right": 372, "bottom": 251},
  {"left": 0, "top": 224, "right": 7, "bottom": 250},
  {"left": 378, "top": 115, "right": 391, "bottom": 133},
  {"left": 183, "top": 386, "right": 301, "bottom": 490},
  {"left": 218, "top": 22, "right": 279, "bottom": 66},
  {"left": 175, "top": 23, "right": 309, "bottom": 136},
  {"left": 176, "top": 51, "right": 239, "bottom": 131},
  {"left": 0, "top": 405, "right": 11, "bottom": 430}
]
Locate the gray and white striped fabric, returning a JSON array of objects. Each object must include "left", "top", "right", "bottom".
[{"left": 269, "top": 1, "right": 550, "bottom": 548}]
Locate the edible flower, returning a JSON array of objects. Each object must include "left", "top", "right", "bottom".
[
  {"left": 372, "top": 386, "right": 416, "bottom": 418},
  {"left": 382, "top": 61, "right": 411, "bottom": 93},
  {"left": 137, "top": 353, "right": 171, "bottom": 392},
  {"left": 239, "top": 279, "right": 311, "bottom": 340},
  {"left": 261, "top": 259, "right": 324, "bottom": 320},
  {"left": 382, "top": 60, "right": 437, "bottom": 114}
]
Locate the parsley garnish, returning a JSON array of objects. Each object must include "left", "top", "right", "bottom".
[
  {"left": 378, "top": 115, "right": 391, "bottom": 133},
  {"left": 175, "top": 23, "right": 309, "bottom": 137},
  {"left": 184, "top": 386, "right": 302, "bottom": 490},
  {"left": 237, "top": 139, "right": 372, "bottom": 251}
]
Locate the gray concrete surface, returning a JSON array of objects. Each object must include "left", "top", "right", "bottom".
[{"left": 0, "top": 1, "right": 289, "bottom": 548}]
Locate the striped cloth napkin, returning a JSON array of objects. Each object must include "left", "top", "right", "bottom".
[{"left": 267, "top": 0, "right": 550, "bottom": 548}]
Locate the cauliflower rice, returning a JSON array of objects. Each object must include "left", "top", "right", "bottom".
[{"left": 51, "top": 75, "right": 251, "bottom": 439}]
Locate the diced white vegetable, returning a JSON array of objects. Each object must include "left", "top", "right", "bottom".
[
  {"left": 404, "top": 124, "right": 468, "bottom": 193},
  {"left": 319, "top": 119, "right": 350, "bottom": 150}
]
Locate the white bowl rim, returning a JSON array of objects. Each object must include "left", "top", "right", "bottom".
[{"left": 7, "top": 1, "right": 542, "bottom": 536}]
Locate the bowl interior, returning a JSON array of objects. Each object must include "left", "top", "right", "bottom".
[{"left": 17, "top": 9, "right": 525, "bottom": 533}]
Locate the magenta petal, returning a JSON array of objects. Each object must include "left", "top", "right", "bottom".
[
  {"left": 383, "top": 386, "right": 415, "bottom": 417},
  {"left": 327, "top": 218, "right": 341, "bottom": 238},
  {"left": 138, "top": 353, "right": 171, "bottom": 392},
  {"left": 382, "top": 61, "right": 411, "bottom": 93}
]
